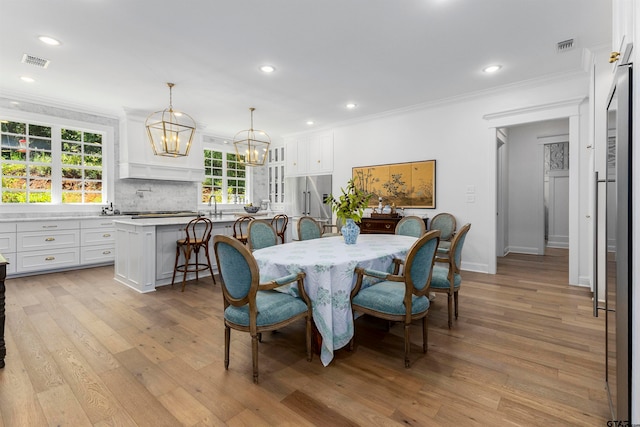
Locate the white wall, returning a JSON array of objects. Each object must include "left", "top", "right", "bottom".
[{"left": 320, "top": 73, "right": 591, "bottom": 275}]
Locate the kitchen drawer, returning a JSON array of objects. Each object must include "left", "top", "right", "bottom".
[
  {"left": 17, "top": 229, "right": 80, "bottom": 251},
  {"left": 0, "top": 223, "right": 16, "bottom": 233},
  {"left": 81, "top": 218, "right": 115, "bottom": 229},
  {"left": 359, "top": 218, "right": 401, "bottom": 234},
  {"left": 17, "top": 220, "right": 80, "bottom": 232},
  {"left": 81, "top": 228, "right": 115, "bottom": 246},
  {"left": 0, "top": 232, "right": 16, "bottom": 253},
  {"left": 16, "top": 248, "right": 79, "bottom": 273},
  {"left": 81, "top": 244, "right": 115, "bottom": 264}
]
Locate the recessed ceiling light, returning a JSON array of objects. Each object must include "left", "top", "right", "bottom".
[
  {"left": 346, "top": 103, "right": 357, "bottom": 109},
  {"left": 20, "top": 76, "right": 35, "bottom": 83},
  {"left": 38, "top": 36, "right": 61, "bottom": 46},
  {"left": 306, "top": 120, "right": 315, "bottom": 125},
  {"left": 259, "top": 65, "right": 275, "bottom": 73},
  {"left": 483, "top": 65, "right": 502, "bottom": 73}
]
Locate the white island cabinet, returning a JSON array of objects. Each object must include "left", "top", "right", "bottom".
[{"left": 113, "top": 215, "right": 265, "bottom": 293}]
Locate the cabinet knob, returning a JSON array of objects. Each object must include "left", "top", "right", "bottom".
[
  {"left": 102, "top": 250, "right": 112, "bottom": 255},
  {"left": 45, "top": 237, "right": 56, "bottom": 242},
  {"left": 42, "top": 225, "right": 58, "bottom": 229},
  {"left": 103, "top": 233, "right": 111, "bottom": 237},
  {"left": 45, "top": 256, "right": 55, "bottom": 261}
]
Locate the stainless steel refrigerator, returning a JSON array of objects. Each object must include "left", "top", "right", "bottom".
[
  {"left": 286, "top": 175, "right": 332, "bottom": 221},
  {"left": 594, "top": 61, "right": 632, "bottom": 422}
]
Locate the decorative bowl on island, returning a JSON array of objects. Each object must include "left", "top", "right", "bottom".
[{"left": 244, "top": 206, "right": 260, "bottom": 214}]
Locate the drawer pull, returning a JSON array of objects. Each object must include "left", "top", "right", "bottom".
[
  {"left": 102, "top": 250, "right": 112, "bottom": 255},
  {"left": 385, "top": 224, "right": 391, "bottom": 229},
  {"left": 42, "top": 225, "right": 58, "bottom": 229},
  {"left": 45, "top": 237, "right": 56, "bottom": 241},
  {"left": 45, "top": 256, "right": 55, "bottom": 261},
  {"left": 103, "top": 233, "right": 111, "bottom": 237}
]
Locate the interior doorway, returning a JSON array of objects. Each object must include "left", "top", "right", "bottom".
[{"left": 496, "top": 119, "right": 570, "bottom": 259}]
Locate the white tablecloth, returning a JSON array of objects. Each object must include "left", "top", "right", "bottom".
[{"left": 253, "top": 234, "right": 417, "bottom": 365}]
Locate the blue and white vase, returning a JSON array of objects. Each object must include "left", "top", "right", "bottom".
[{"left": 341, "top": 218, "right": 360, "bottom": 244}]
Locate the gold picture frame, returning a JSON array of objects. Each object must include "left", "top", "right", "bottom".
[{"left": 352, "top": 159, "right": 436, "bottom": 208}]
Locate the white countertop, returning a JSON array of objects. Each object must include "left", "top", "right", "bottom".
[{"left": 112, "top": 212, "right": 280, "bottom": 226}]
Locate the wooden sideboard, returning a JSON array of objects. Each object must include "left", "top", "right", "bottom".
[
  {"left": 359, "top": 217, "right": 402, "bottom": 234},
  {"left": 0, "top": 254, "right": 7, "bottom": 368}
]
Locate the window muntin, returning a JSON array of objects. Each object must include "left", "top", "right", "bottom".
[
  {"left": 202, "top": 148, "right": 247, "bottom": 204},
  {"left": 1, "top": 119, "right": 104, "bottom": 204}
]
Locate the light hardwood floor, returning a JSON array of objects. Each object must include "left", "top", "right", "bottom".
[{"left": 0, "top": 248, "right": 609, "bottom": 426}]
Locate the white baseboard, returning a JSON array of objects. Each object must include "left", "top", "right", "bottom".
[
  {"left": 461, "top": 261, "right": 489, "bottom": 274},
  {"left": 506, "top": 246, "right": 542, "bottom": 255}
]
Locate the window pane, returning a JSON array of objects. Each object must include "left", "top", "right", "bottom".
[
  {"left": 84, "top": 132, "right": 102, "bottom": 144},
  {"left": 29, "top": 124, "right": 51, "bottom": 138},
  {"left": 61, "top": 129, "right": 81, "bottom": 141},
  {"left": 1, "top": 121, "right": 26, "bottom": 134}
]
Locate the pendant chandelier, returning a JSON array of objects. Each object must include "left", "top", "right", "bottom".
[
  {"left": 145, "top": 82, "right": 196, "bottom": 157},
  {"left": 233, "top": 107, "right": 270, "bottom": 166}
]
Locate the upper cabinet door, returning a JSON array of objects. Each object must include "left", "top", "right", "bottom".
[
  {"left": 284, "top": 132, "right": 333, "bottom": 177},
  {"left": 612, "top": 0, "right": 633, "bottom": 58}
]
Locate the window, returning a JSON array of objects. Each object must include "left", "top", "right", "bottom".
[
  {"left": 202, "top": 148, "right": 247, "bottom": 204},
  {"left": 1, "top": 119, "right": 104, "bottom": 204}
]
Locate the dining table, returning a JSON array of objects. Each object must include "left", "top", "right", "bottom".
[{"left": 253, "top": 233, "right": 418, "bottom": 366}]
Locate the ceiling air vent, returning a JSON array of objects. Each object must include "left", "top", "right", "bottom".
[
  {"left": 21, "top": 53, "right": 50, "bottom": 69},
  {"left": 556, "top": 39, "right": 574, "bottom": 53}
]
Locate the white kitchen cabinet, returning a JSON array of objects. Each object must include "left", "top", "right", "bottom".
[
  {"left": 16, "top": 220, "right": 80, "bottom": 273},
  {"left": 155, "top": 224, "right": 185, "bottom": 282},
  {"left": 267, "top": 146, "right": 286, "bottom": 206},
  {"left": 0, "top": 223, "right": 16, "bottom": 275},
  {"left": 284, "top": 132, "right": 333, "bottom": 177},
  {"left": 612, "top": 0, "right": 634, "bottom": 57},
  {"left": 119, "top": 112, "right": 205, "bottom": 181},
  {"left": 81, "top": 218, "right": 115, "bottom": 264}
]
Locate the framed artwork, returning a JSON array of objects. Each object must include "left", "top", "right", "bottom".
[{"left": 352, "top": 159, "right": 436, "bottom": 208}]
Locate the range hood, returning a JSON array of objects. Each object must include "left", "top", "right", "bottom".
[{"left": 119, "top": 111, "right": 204, "bottom": 182}]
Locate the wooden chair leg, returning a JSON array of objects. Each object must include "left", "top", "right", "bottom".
[
  {"left": 306, "top": 316, "right": 312, "bottom": 361},
  {"left": 422, "top": 315, "right": 428, "bottom": 353},
  {"left": 454, "top": 291, "right": 459, "bottom": 319},
  {"left": 404, "top": 323, "right": 411, "bottom": 368},
  {"left": 204, "top": 246, "right": 216, "bottom": 285},
  {"left": 171, "top": 245, "right": 180, "bottom": 286},
  {"left": 224, "top": 326, "right": 230, "bottom": 370},
  {"left": 194, "top": 248, "right": 200, "bottom": 281},
  {"left": 251, "top": 334, "right": 259, "bottom": 384},
  {"left": 181, "top": 246, "right": 191, "bottom": 292},
  {"left": 447, "top": 293, "right": 453, "bottom": 328}
]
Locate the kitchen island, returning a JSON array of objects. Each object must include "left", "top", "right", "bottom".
[{"left": 113, "top": 213, "right": 279, "bottom": 293}]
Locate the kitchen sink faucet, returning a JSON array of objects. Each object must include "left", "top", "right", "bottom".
[{"left": 208, "top": 195, "right": 218, "bottom": 216}]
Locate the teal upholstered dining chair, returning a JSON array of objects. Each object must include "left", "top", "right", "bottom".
[
  {"left": 297, "top": 216, "right": 323, "bottom": 240},
  {"left": 395, "top": 215, "right": 426, "bottom": 237},
  {"left": 322, "top": 217, "right": 342, "bottom": 237},
  {"left": 350, "top": 230, "right": 440, "bottom": 367},
  {"left": 429, "top": 223, "right": 471, "bottom": 328},
  {"left": 429, "top": 213, "right": 457, "bottom": 254},
  {"left": 247, "top": 219, "right": 278, "bottom": 251},
  {"left": 213, "top": 235, "right": 312, "bottom": 383}
]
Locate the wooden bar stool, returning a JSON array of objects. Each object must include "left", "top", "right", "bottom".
[
  {"left": 171, "top": 217, "right": 216, "bottom": 291},
  {"left": 233, "top": 216, "right": 254, "bottom": 244}
]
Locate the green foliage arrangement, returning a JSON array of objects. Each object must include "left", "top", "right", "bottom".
[{"left": 325, "top": 178, "right": 372, "bottom": 223}]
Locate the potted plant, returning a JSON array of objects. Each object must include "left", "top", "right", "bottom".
[{"left": 325, "top": 179, "right": 372, "bottom": 244}]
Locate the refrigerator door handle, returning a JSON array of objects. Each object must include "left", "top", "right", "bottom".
[{"left": 301, "top": 191, "right": 307, "bottom": 215}]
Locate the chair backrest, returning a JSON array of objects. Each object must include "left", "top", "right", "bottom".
[
  {"left": 233, "top": 216, "right": 254, "bottom": 243},
  {"left": 448, "top": 223, "right": 471, "bottom": 273},
  {"left": 322, "top": 216, "right": 343, "bottom": 236},
  {"left": 404, "top": 230, "right": 440, "bottom": 295},
  {"left": 270, "top": 214, "right": 288, "bottom": 243},
  {"left": 395, "top": 216, "right": 426, "bottom": 237},
  {"left": 247, "top": 220, "right": 278, "bottom": 251},
  {"left": 430, "top": 213, "right": 457, "bottom": 241},
  {"left": 184, "top": 216, "right": 213, "bottom": 245},
  {"left": 213, "top": 235, "right": 259, "bottom": 306},
  {"left": 297, "top": 216, "right": 322, "bottom": 240}
]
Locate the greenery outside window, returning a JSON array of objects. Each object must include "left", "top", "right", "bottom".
[
  {"left": 1, "top": 119, "right": 104, "bottom": 204},
  {"left": 202, "top": 148, "right": 246, "bottom": 204}
]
